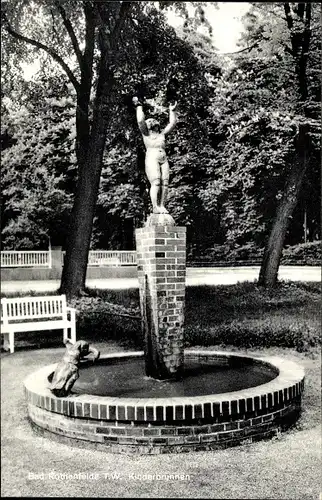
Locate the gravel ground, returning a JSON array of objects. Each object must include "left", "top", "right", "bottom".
[{"left": 1, "top": 343, "right": 321, "bottom": 499}]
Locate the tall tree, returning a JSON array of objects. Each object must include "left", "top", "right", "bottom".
[
  {"left": 197, "top": 3, "right": 320, "bottom": 266},
  {"left": 2, "top": 0, "right": 212, "bottom": 297},
  {"left": 2, "top": 0, "right": 135, "bottom": 296},
  {"left": 250, "top": 2, "right": 320, "bottom": 287}
]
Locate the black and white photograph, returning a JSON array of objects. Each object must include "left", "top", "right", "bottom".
[{"left": 1, "top": 1, "right": 321, "bottom": 498}]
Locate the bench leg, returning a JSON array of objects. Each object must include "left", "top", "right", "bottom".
[
  {"left": 3, "top": 333, "right": 9, "bottom": 352},
  {"left": 70, "top": 322, "right": 76, "bottom": 344},
  {"left": 2, "top": 332, "right": 14, "bottom": 354},
  {"left": 63, "top": 326, "right": 76, "bottom": 344},
  {"left": 63, "top": 328, "right": 69, "bottom": 343},
  {"left": 9, "top": 331, "right": 15, "bottom": 353}
]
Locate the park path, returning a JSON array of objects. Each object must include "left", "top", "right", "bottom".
[{"left": 1, "top": 266, "right": 320, "bottom": 294}]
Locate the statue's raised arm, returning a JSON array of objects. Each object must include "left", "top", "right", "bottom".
[
  {"left": 133, "top": 97, "right": 149, "bottom": 136},
  {"left": 162, "top": 102, "right": 177, "bottom": 135}
]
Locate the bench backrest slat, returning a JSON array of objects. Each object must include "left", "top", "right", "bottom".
[
  {"left": 1, "top": 298, "right": 8, "bottom": 323},
  {"left": 1, "top": 295, "right": 67, "bottom": 321}
]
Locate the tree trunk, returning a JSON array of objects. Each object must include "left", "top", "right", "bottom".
[
  {"left": 258, "top": 126, "right": 309, "bottom": 287},
  {"left": 60, "top": 56, "right": 114, "bottom": 298},
  {"left": 59, "top": 2, "right": 135, "bottom": 298},
  {"left": 59, "top": 148, "right": 103, "bottom": 297},
  {"left": 259, "top": 3, "right": 312, "bottom": 287}
]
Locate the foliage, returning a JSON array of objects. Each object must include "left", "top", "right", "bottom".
[
  {"left": 1, "top": 1, "right": 219, "bottom": 256},
  {"left": 199, "top": 2, "right": 321, "bottom": 250},
  {"left": 92, "top": 19, "right": 221, "bottom": 251},
  {"left": 189, "top": 243, "right": 263, "bottom": 264},
  {"left": 281, "top": 240, "right": 321, "bottom": 265},
  {"left": 243, "top": 3, "right": 320, "bottom": 287},
  {"left": 1, "top": 0, "right": 320, "bottom": 274},
  {"left": 185, "top": 318, "right": 320, "bottom": 352},
  {"left": 1, "top": 72, "right": 75, "bottom": 248},
  {"left": 190, "top": 240, "right": 321, "bottom": 266},
  {"left": 2, "top": 0, "right": 221, "bottom": 296},
  {"left": 68, "top": 294, "right": 141, "bottom": 348}
]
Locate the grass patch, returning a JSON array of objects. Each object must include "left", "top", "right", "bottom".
[
  {"left": 1, "top": 283, "right": 320, "bottom": 498},
  {"left": 1, "top": 344, "right": 320, "bottom": 499},
  {"left": 2, "top": 281, "right": 320, "bottom": 353},
  {"left": 184, "top": 281, "right": 321, "bottom": 352}
]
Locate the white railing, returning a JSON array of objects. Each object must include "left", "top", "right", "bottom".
[
  {"left": 1, "top": 249, "right": 137, "bottom": 268},
  {"left": 61, "top": 250, "right": 137, "bottom": 267},
  {"left": 87, "top": 250, "right": 137, "bottom": 266},
  {"left": 1, "top": 251, "right": 51, "bottom": 268}
]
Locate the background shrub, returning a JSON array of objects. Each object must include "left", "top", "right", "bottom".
[
  {"left": 2, "top": 282, "right": 320, "bottom": 353},
  {"left": 281, "top": 241, "right": 321, "bottom": 265},
  {"left": 189, "top": 241, "right": 321, "bottom": 266}
]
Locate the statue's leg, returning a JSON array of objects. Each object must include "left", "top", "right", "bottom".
[
  {"left": 151, "top": 179, "right": 162, "bottom": 213},
  {"left": 159, "top": 161, "right": 169, "bottom": 213},
  {"left": 64, "top": 372, "right": 79, "bottom": 395},
  {"left": 145, "top": 158, "right": 162, "bottom": 213}
]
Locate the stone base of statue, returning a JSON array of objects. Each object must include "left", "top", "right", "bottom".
[
  {"left": 145, "top": 213, "right": 175, "bottom": 227},
  {"left": 135, "top": 214, "right": 186, "bottom": 380}
]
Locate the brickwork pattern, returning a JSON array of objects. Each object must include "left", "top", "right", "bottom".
[
  {"left": 24, "top": 351, "right": 305, "bottom": 454},
  {"left": 27, "top": 400, "right": 301, "bottom": 454},
  {"left": 135, "top": 226, "right": 187, "bottom": 379}
]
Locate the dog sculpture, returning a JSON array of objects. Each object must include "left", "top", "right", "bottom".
[{"left": 48, "top": 340, "right": 100, "bottom": 397}]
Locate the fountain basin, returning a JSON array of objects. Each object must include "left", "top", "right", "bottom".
[
  {"left": 71, "top": 355, "right": 278, "bottom": 397},
  {"left": 24, "top": 350, "right": 305, "bottom": 454}
]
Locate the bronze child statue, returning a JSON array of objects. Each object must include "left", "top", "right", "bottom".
[
  {"left": 48, "top": 340, "right": 100, "bottom": 397},
  {"left": 133, "top": 96, "right": 177, "bottom": 215}
]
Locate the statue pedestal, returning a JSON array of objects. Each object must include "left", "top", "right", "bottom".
[{"left": 135, "top": 216, "right": 186, "bottom": 380}]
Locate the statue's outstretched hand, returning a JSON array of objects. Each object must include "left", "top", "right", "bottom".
[
  {"left": 132, "top": 96, "right": 142, "bottom": 107},
  {"left": 169, "top": 101, "right": 177, "bottom": 111}
]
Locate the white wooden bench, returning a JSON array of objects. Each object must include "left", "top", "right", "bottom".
[{"left": 1, "top": 295, "right": 76, "bottom": 353}]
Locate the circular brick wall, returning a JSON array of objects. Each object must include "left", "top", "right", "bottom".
[{"left": 24, "top": 350, "right": 305, "bottom": 454}]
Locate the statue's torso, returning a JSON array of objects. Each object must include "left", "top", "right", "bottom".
[{"left": 143, "top": 133, "right": 167, "bottom": 163}]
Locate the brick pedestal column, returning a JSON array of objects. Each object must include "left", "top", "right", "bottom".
[{"left": 135, "top": 219, "right": 186, "bottom": 380}]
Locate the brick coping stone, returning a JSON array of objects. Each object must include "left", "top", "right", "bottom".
[{"left": 24, "top": 350, "right": 305, "bottom": 454}]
